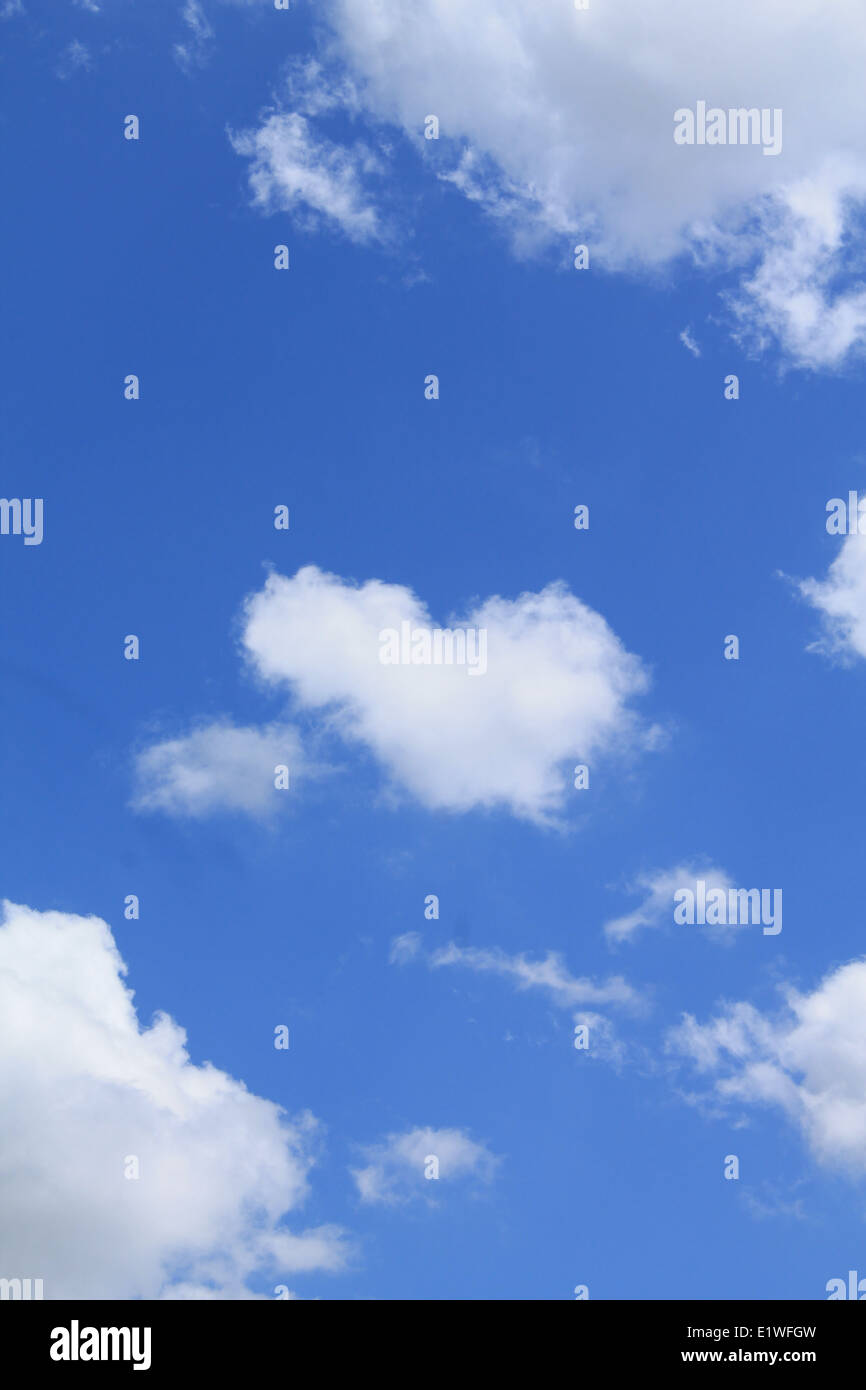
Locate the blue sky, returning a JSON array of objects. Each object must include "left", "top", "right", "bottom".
[{"left": 3, "top": 0, "right": 866, "bottom": 1300}]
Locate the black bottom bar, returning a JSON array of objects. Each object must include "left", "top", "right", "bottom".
[{"left": 5, "top": 1299, "right": 860, "bottom": 1375}]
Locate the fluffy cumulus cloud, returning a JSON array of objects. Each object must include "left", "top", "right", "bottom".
[
  {"left": 229, "top": 0, "right": 866, "bottom": 367},
  {"left": 604, "top": 863, "right": 733, "bottom": 943},
  {"left": 240, "top": 566, "right": 652, "bottom": 824},
  {"left": 669, "top": 959, "right": 866, "bottom": 1173},
  {"left": 350, "top": 1125, "right": 498, "bottom": 1204},
  {"left": 0, "top": 901, "right": 349, "bottom": 1298},
  {"left": 725, "top": 161, "right": 866, "bottom": 369},
  {"left": 132, "top": 719, "right": 304, "bottom": 818},
  {"left": 798, "top": 533, "right": 866, "bottom": 662}
]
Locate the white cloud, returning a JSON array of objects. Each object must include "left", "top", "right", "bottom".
[
  {"left": 56, "top": 40, "right": 91, "bottom": 79},
  {"left": 0, "top": 900, "right": 350, "bottom": 1298},
  {"left": 604, "top": 864, "right": 733, "bottom": 943},
  {"left": 350, "top": 1126, "right": 497, "bottom": 1204},
  {"left": 797, "top": 533, "right": 866, "bottom": 661},
  {"left": 679, "top": 327, "right": 701, "bottom": 357},
  {"left": 132, "top": 719, "right": 303, "bottom": 818},
  {"left": 669, "top": 958, "right": 866, "bottom": 1174},
  {"left": 240, "top": 566, "right": 653, "bottom": 824},
  {"left": 388, "top": 931, "right": 424, "bottom": 965},
  {"left": 321, "top": 0, "right": 815, "bottom": 262},
  {"left": 392, "top": 933, "right": 638, "bottom": 1063},
  {"left": 741, "top": 1184, "right": 806, "bottom": 1223},
  {"left": 229, "top": 112, "right": 387, "bottom": 244},
  {"left": 391, "top": 932, "right": 638, "bottom": 1009},
  {"left": 174, "top": 0, "right": 214, "bottom": 71},
  {"left": 228, "top": 0, "right": 866, "bottom": 366},
  {"left": 726, "top": 163, "right": 866, "bottom": 369}
]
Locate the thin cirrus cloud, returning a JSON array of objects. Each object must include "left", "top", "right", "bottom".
[
  {"left": 174, "top": 0, "right": 214, "bottom": 70},
  {"left": 228, "top": 0, "right": 866, "bottom": 369},
  {"left": 56, "top": 40, "right": 92, "bottom": 79},
  {"left": 390, "top": 932, "right": 639, "bottom": 1062},
  {"left": 390, "top": 932, "right": 639, "bottom": 1009},
  {"left": 0, "top": 900, "right": 350, "bottom": 1299},
  {"left": 679, "top": 327, "right": 701, "bottom": 358},
  {"left": 668, "top": 958, "right": 866, "bottom": 1174},
  {"left": 350, "top": 1125, "right": 498, "bottom": 1205}
]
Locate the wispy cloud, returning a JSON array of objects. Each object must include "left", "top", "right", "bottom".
[
  {"left": 350, "top": 1126, "right": 498, "bottom": 1205},
  {"left": 230, "top": 113, "right": 388, "bottom": 245},
  {"left": 174, "top": 0, "right": 214, "bottom": 72},
  {"left": 131, "top": 719, "right": 306, "bottom": 819},
  {"left": 391, "top": 933, "right": 640, "bottom": 1063},
  {"left": 679, "top": 326, "right": 701, "bottom": 357},
  {"left": 603, "top": 864, "right": 734, "bottom": 943},
  {"left": 392, "top": 933, "right": 639, "bottom": 1009},
  {"left": 669, "top": 958, "right": 866, "bottom": 1174},
  {"left": 797, "top": 533, "right": 866, "bottom": 663},
  {"left": 56, "top": 40, "right": 92, "bottom": 79}
]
